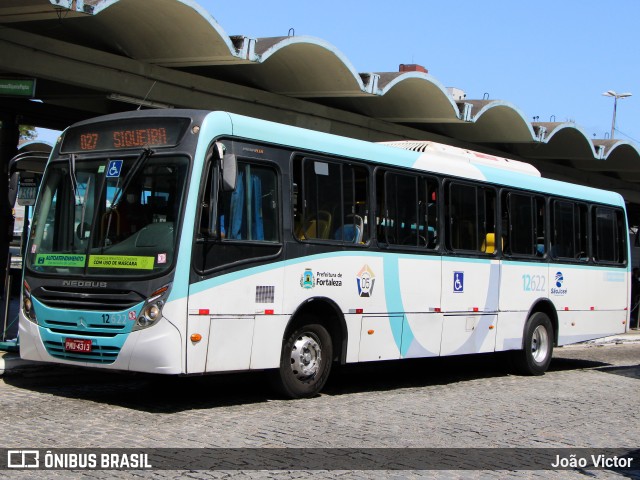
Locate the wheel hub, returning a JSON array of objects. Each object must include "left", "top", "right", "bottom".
[
  {"left": 290, "top": 333, "right": 321, "bottom": 381},
  {"left": 531, "top": 324, "right": 550, "bottom": 363}
]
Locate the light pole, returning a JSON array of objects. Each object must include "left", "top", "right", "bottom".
[{"left": 602, "top": 90, "right": 632, "bottom": 139}]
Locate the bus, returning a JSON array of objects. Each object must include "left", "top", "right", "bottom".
[{"left": 19, "top": 109, "right": 630, "bottom": 398}]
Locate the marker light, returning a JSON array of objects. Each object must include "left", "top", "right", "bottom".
[{"left": 190, "top": 333, "right": 202, "bottom": 342}]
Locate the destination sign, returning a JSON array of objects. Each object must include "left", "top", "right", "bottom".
[{"left": 60, "top": 118, "right": 190, "bottom": 153}]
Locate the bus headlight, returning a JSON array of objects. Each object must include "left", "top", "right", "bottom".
[
  {"left": 22, "top": 281, "right": 37, "bottom": 324},
  {"left": 133, "top": 283, "right": 171, "bottom": 331}
]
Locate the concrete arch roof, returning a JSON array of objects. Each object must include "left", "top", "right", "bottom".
[
  {"left": 2, "top": 0, "right": 640, "bottom": 191},
  {"left": 223, "top": 35, "right": 372, "bottom": 97},
  {"left": 536, "top": 122, "right": 600, "bottom": 159},
  {"left": 355, "top": 72, "right": 461, "bottom": 122},
  {"left": 90, "top": 0, "right": 239, "bottom": 65},
  {"left": 433, "top": 100, "right": 538, "bottom": 143},
  {"left": 586, "top": 140, "right": 640, "bottom": 176},
  {"left": 12, "top": 0, "right": 240, "bottom": 64}
]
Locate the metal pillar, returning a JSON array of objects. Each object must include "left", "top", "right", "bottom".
[{"left": 0, "top": 114, "right": 19, "bottom": 343}]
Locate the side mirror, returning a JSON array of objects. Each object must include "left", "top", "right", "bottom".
[
  {"left": 212, "top": 141, "right": 237, "bottom": 192},
  {"left": 221, "top": 153, "right": 237, "bottom": 192}
]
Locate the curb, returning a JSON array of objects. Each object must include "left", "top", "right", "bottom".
[{"left": 0, "top": 352, "right": 52, "bottom": 376}]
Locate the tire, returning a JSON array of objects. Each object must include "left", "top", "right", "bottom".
[
  {"left": 274, "top": 323, "right": 333, "bottom": 399},
  {"left": 512, "top": 312, "right": 554, "bottom": 375}
]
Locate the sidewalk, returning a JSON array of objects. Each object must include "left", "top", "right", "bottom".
[
  {"left": 582, "top": 328, "right": 640, "bottom": 346},
  {"left": 1, "top": 330, "right": 639, "bottom": 378}
]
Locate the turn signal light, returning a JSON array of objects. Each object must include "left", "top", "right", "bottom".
[{"left": 190, "top": 333, "right": 202, "bottom": 342}]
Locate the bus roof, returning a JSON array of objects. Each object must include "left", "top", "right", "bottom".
[
  {"left": 64, "top": 109, "right": 625, "bottom": 208},
  {"left": 221, "top": 111, "right": 625, "bottom": 208}
]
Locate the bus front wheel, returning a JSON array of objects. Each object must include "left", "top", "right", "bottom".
[
  {"left": 275, "top": 323, "right": 333, "bottom": 399},
  {"left": 512, "top": 312, "right": 554, "bottom": 375}
]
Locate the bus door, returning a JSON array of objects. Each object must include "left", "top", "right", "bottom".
[
  {"left": 187, "top": 151, "right": 283, "bottom": 373},
  {"left": 495, "top": 192, "right": 548, "bottom": 351},
  {"left": 440, "top": 182, "right": 499, "bottom": 355},
  {"left": 440, "top": 257, "right": 499, "bottom": 355}
]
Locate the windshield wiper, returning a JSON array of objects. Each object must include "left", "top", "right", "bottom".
[
  {"left": 102, "top": 148, "right": 154, "bottom": 247},
  {"left": 110, "top": 147, "right": 154, "bottom": 210},
  {"left": 68, "top": 153, "right": 79, "bottom": 203}
]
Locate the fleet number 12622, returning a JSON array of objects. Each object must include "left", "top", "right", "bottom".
[{"left": 522, "top": 274, "right": 546, "bottom": 292}]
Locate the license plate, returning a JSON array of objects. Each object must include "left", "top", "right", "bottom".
[{"left": 64, "top": 338, "right": 92, "bottom": 353}]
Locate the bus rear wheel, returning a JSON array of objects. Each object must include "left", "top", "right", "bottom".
[
  {"left": 275, "top": 323, "right": 332, "bottom": 399},
  {"left": 512, "top": 312, "right": 554, "bottom": 375}
]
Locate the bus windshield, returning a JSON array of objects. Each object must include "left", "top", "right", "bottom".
[{"left": 26, "top": 153, "right": 189, "bottom": 277}]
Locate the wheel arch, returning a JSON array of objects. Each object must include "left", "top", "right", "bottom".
[{"left": 286, "top": 296, "right": 348, "bottom": 364}]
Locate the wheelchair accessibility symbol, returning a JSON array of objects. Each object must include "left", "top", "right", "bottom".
[
  {"left": 106, "top": 160, "right": 123, "bottom": 178},
  {"left": 453, "top": 271, "right": 464, "bottom": 293}
]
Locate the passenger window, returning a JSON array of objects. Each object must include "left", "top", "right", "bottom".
[
  {"left": 375, "top": 170, "right": 438, "bottom": 249},
  {"left": 447, "top": 182, "right": 496, "bottom": 253},
  {"left": 551, "top": 200, "right": 588, "bottom": 261},
  {"left": 502, "top": 192, "right": 546, "bottom": 257},
  {"left": 293, "top": 157, "right": 369, "bottom": 244},
  {"left": 593, "top": 206, "right": 626, "bottom": 264}
]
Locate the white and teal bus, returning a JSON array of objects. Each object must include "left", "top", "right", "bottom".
[{"left": 19, "top": 109, "right": 630, "bottom": 398}]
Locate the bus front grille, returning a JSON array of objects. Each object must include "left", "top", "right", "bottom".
[{"left": 35, "top": 287, "right": 145, "bottom": 312}]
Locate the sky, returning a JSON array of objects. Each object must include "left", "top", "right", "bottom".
[{"left": 36, "top": 0, "right": 640, "bottom": 145}]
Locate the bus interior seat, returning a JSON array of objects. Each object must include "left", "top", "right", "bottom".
[
  {"left": 481, "top": 233, "right": 496, "bottom": 253},
  {"left": 333, "top": 214, "right": 363, "bottom": 243},
  {"left": 297, "top": 210, "right": 332, "bottom": 239}
]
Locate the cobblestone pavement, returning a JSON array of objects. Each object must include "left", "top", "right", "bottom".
[{"left": 0, "top": 342, "right": 638, "bottom": 479}]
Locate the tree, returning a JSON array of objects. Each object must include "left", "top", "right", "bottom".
[{"left": 19, "top": 125, "right": 36, "bottom": 140}]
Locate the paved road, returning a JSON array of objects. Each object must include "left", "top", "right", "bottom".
[{"left": 0, "top": 342, "right": 638, "bottom": 479}]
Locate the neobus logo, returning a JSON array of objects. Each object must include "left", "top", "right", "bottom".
[{"left": 62, "top": 280, "right": 108, "bottom": 288}]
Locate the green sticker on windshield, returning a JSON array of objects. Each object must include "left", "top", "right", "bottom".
[
  {"left": 88, "top": 255, "right": 155, "bottom": 270},
  {"left": 35, "top": 254, "right": 86, "bottom": 267}
]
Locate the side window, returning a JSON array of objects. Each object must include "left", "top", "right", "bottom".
[
  {"left": 447, "top": 182, "right": 496, "bottom": 253},
  {"left": 219, "top": 162, "right": 279, "bottom": 241},
  {"left": 194, "top": 156, "right": 282, "bottom": 273},
  {"left": 375, "top": 170, "right": 438, "bottom": 248},
  {"left": 293, "top": 158, "right": 369, "bottom": 244},
  {"left": 503, "top": 192, "right": 546, "bottom": 257},
  {"left": 551, "top": 200, "right": 588, "bottom": 261},
  {"left": 593, "top": 206, "right": 626, "bottom": 264}
]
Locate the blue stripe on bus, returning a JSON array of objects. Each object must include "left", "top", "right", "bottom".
[
  {"left": 227, "top": 113, "right": 422, "bottom": 168},
  {"left": 382, "top": 255, "right": 408, "bottom": 354}
]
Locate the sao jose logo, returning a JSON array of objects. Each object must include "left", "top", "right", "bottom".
[
  {"left": 551, "top": 271, "right": 567, "bottom": 295},
  {"left": 555, "top": 271, "right": 564, "bottom": 288}
]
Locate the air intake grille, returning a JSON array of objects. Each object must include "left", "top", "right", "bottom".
[
  {"left": 35, "top": 286, "right": 145, "bottom": 312},
  {"left": 43, "top": 340, "right": 120, "bottom": 364}
]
